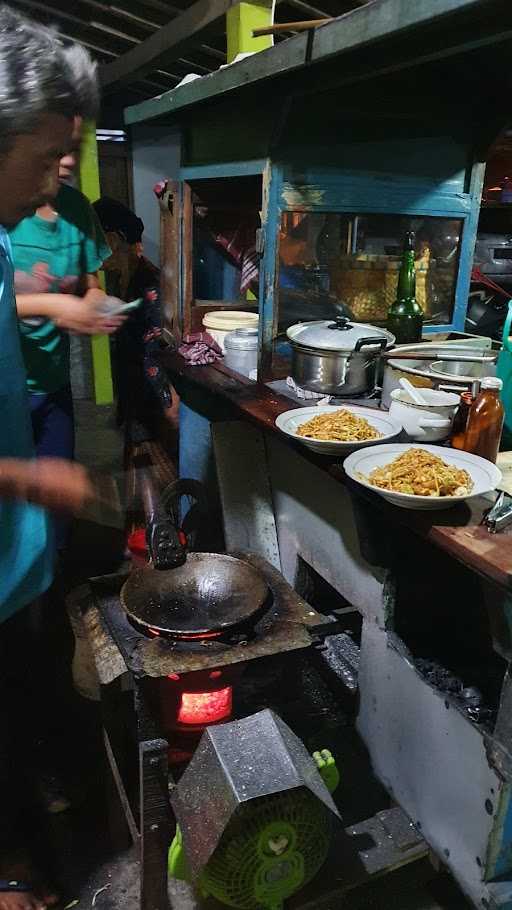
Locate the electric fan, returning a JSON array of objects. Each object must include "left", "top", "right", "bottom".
[{"left": 168, "top": 710, "right": 340, "bottom": 910}]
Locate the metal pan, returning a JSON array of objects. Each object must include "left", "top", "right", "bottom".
[{"left": 121, "top": 553, "right": 270, "bottom": 639}]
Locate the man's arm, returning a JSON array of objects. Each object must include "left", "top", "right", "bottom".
[
  {"left": 0, "top": 458, "right": 93, "bottom": 513},
  {"left": 16, "top": 290, "right": 123, "bottom": 334}
]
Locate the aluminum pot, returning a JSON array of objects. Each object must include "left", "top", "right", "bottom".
[{"left": 287, "top": 316, "right": 395, "bottom": 397}]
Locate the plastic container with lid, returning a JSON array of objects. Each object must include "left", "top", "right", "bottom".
[
  {"left": 202, "top": 311, "right": 259, "bottom": 352},
  {"left": 224, "top": 327, "right": 259, "bottom": 378}
]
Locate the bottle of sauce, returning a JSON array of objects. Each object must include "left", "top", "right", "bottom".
[
  {"left": 461, "top": 377, "right": 504, "bottom": 463},
  {"left": 387, "top": 231, "right": 424, "bottom": 345},
  {"left": 450, "top": 391, "right": 473, "bottom": 449}
]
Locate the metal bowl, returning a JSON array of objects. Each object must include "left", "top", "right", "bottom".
[
  {"left": 121, "top": 553, "right": 270, "bottom": 638},
  {"left": 430, "top": 360, "right": 496, "bottom": 383}
]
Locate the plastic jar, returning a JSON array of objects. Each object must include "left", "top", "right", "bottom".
[
  {"left": 224, "top": 328, "right": 259, "bottom": 378},
  {"left": 202, "top": 311, "right": 258, "bottom": 352}
]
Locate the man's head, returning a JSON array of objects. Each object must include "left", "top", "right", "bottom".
[{"left": 0, "top": 6, "right": 99, "bottom": 225}]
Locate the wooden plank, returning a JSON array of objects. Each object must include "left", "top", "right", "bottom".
[
  {"left": 159, "top": 181, "right": 181, "bottom": 338},
  {"left": 161, "top": 351, "right": 512, "bottom": 591},
  {"left": 124, "top": 0, "right": 509, "bottom": 125},
  {"left": 181, "top": 181, "right": 194, "bottom": 335},
  {"left": 100, "top": 0, "right": 233, "bottom": 88},
  {"left": 139, "top": 739, "right": 174, "bottom": 910},
  {"left": 104, "top": 729, "right": 140, "bottom": 845}
]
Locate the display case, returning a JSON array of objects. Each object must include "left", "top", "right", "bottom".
[{"left": 276, "top": 211, "right": 462, "bottom": 327}]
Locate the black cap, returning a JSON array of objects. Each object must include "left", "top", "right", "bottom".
[{"left": 93, "top": 196, "right": 144, "bottom": 244}]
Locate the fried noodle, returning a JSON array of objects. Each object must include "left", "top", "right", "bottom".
[
  {"left": 367, "top": 448, "right": 472, "bottom": 497},
  {"left": 297, "top": 409, "right": 382, "bottom": 443}
]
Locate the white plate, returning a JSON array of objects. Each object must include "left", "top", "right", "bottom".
[
  {"left": 275, "top": 405, "right": 402, "bottom": 455},
  {"left": 343, "top": 443, "right": 502, "bottom": 510}
]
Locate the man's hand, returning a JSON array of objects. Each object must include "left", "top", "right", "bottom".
[
  {"left": 0, "top": 458, "right": 94, "bottom": 513},
  {"left": 51, "top": 294, "right": 125, "bottom": 335}
]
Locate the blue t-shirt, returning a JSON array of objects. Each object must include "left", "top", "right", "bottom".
[{"left": 0, "top": 227, "right": 53, "bottom": 621}]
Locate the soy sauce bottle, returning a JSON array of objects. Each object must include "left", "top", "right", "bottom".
[
  {"left": 450, "top": 391, "right": 473, "bottom": 450},
  {"left": 387, "top": 231, "right": 424, "bottom": 345},
  {"left": 461, "top": 377, "right": 504, "bottom": 464}
]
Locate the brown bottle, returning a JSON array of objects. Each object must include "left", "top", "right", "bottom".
[
  {"left": 461, "top": 377, "right": 504, "bottom": 463},
  {"left": 450, "top": 391, "right": 473, "bottom": 450}
]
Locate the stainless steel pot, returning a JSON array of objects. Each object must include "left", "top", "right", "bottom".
[
  {"left": 381, "top": 340, "right": 497, "bottom": 408},
  {"left": 287, "top": 316, "right": 395, "bottom": 397}
]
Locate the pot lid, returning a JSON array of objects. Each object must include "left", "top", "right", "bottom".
[{"left": 287, "top": 316, "right": 395, "bottom": 352}]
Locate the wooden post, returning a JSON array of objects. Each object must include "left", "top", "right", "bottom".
[
  {"left": 226, "top": 0, "right": 275, "bottom": 64},
  {"left": 79, "top": 120, "right": 114, "bottom": 406}
]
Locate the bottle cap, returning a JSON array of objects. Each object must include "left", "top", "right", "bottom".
[{"left": 480, "top": 377, "right": 503, "bottom": 391}]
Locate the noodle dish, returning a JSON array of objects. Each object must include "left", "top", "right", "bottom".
[
  {"left": 343, "top": 444, "right": 501, "bottom": 510},
  {"left": 275, "top": 405, "right": 402, "bottom": 455}
]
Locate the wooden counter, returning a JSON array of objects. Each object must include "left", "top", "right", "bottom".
[{"left": 162, "top": 351, "right": 512, "bottom": 591}]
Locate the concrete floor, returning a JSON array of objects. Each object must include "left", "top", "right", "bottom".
[{"left": 42, "top": 399, "right": 472, "bottom": 910}]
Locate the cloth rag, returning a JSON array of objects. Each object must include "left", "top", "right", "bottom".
[{"left": 179, "top": 332, "right": 223, "bottom": 366}]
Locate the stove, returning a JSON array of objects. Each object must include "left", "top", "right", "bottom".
[
  {"left": 86, "top": 551, "right": 315, "bottom": 678},
  {"left": 79, "top": 551, "right": 320, "bottom": 910}
]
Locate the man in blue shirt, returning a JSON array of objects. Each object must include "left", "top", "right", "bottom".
[{"left": 0, "top": 8, "right": 100, "bottom": 909}]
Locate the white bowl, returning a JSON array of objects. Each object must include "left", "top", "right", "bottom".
[
  {"left": 343, "top": 443, "right": 501, "bottom": 510},
  {"left": 275, "top": 405, "right": 402, "bottom": 455},
  {"left": 389, "top": 388, "right": 459, "bottom": 443}
]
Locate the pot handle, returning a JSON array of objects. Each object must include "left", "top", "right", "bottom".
[
  {"left": 418, "top": 417, "right": 451, "bottom": 429},
  {"left": 354, "top": 337, "right": 388, "bottom": 353}
]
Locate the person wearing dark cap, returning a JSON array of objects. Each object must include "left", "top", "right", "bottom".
[{"left": 93, "top": 197, "right": 174, "bottom": 449}]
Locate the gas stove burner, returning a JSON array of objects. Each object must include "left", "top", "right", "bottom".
[{"left": 120, "top": 553, "right": 270, "bottom": 640}]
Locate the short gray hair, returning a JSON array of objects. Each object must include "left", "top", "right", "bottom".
[{"left": 0, "top": 5, "right": 99, "bottom": 154}]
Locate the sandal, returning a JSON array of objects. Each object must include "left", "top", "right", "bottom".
[{"left": 0, "top": 880, "right": 58, "bottom": 910}]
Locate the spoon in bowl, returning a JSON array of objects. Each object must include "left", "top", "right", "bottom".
[{"left": 399, "top": 376, "right": 428, "bottom": 406}]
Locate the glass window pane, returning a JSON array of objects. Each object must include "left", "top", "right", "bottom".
[
  {"left": 190, "top": 176, "right": 261, "bottom": 304},
  {"left": 276, "top": 212, "right": 462, "bottom": 334}
]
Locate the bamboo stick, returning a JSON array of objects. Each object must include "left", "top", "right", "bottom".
[{"left": 252, "top": 18, "right": 333, "bottom": 36}]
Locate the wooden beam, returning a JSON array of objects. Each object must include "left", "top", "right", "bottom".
[
  {"left": 253, "top": 18, "right": 333, "bottom": 35},
  {"left": 124, "top": 0, "right": 511, "bottom": 125},
  {"left": 100, "top": 0, "right": 232, "bottom": 88}
]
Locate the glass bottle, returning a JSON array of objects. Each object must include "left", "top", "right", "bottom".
[
  {"left": 387, "top": 231, "right": 424, "bottom": 345},
  {"left": 450, "top": 391, "right": 473, "bottom": 449},
  {"left": 460, "top": 377, "right": 504, "bottom": 463}
]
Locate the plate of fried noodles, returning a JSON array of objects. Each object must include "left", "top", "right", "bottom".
[
  {"left": 275, "top": 405, "right": 402, "bottom": 454},
  {"left": 343, "top": 444, "right": 502, "bottom": 509}
]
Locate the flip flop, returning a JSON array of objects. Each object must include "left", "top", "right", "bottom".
[
  {"left": 0, "top": 883, "right": 34, "bottom": 894},
  {"left": 0, "top": 881, "right": 58, "bottom": 907}
]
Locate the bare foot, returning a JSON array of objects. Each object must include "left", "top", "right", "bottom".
[
  {"left": 0, "top": 852, "right": 59, "bottom": 910},
  {"left": 0, "top": 890, "right": 47, "bottom": 910}
]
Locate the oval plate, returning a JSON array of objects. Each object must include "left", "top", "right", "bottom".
[
  {"left": 275, "top": 405, "right": 402, "bottom": 455},
  {"left": 343, "top": 443, "right": 502, "bottom": 510}
]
